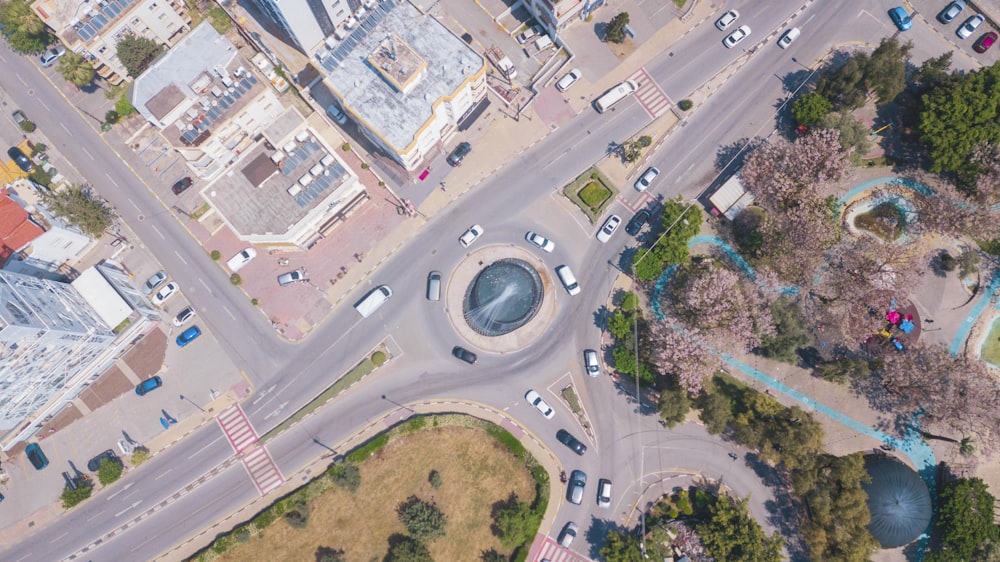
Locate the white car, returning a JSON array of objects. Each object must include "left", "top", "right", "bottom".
[
  {"left": 556, "top": 68, "right": 583, "bottom": 92},
  {"left": 151, "top": 282, "right": 179, "bottom": 306},
  {"left": 596, "top": 215, "right": 622, "bottom": 243},
  {"left": 777, "top": 27, "right": 800, "bottom": 49},
  {"left": 40, "top": 45, "right": 67, "bottom": 67},
  {"left": 516, "top": 24, "right": 541, "bottom": 44},
  {"left": 525, "top": 231, "right": 555, "bottom": 252},
  {"left": 226, "top": 247, "right": 257, "bottom": 272},
  {"left": 723, "top": 25, "right": 751, "bottom": 48},
  {"left": 597, "top": 478, "right": 612, "bottom": 508},
  {"left": 584, "top": 349, "right": 600, "bottom": 377},
  {"left": 715, "top": 10, "right": 739, "bottom": 31},
  {"left": 524, "top": 389, "right": 554, "bottom": 419},
  {"left": 957, "top": 14, "right": 984, "bottom": 39},
  {"left": 459, "top": 224, "right": 484, "bottom": 247},
  {"left": 634, "top": 167, "right": 659, "bottom": 192},
  {"left": 172, "top": 306, "right": 196, "bottom": 327}
]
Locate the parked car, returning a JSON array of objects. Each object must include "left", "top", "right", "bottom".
[
  {"left": 171, "top": 176, "right": 193, "bottom": 195},
  {"left": 584, "top": 349, "right": 600, "bottom": 377},
  {"left": 958, "top": 14, "right": 985, "bottom": 39},
  {"left": 566, "top": 469, "right": 587, "bottom": 504},
  {"left": 777, "top": 27, "right": 800, "bottom": 49},
  {"left": 597, "top": 478, "right": 612, "bottom": 508},
  {"left": 525, "top": 231, "right": 555, "bottom": 252},
  {"left": 723, "top": 25, "right": 751, "bottom": 48},
  {"left": 7, "top": 147, "right": 33, "bottom": 172},
  {"left": 556, "top": 429, "right": 587, "bottom": 455},
  {"left": 516, "top": 24, "right": 542, "bottom": 44},
  {"left": 87, "top": 449, "right": 120, "bottom": 472},
  {"left": 226, "top": 248, "right": 257, "bottom": 272},
  {"left": 278, "top": 269, "right": 307, "bottom": 286},
  {"left": 634, "top": 166, "right": 659, "bottom": 192},
  {"left": 459, "top": 224, "right": 484, "bottom": 247},
  {"left": 525, "top": 389, "right": 554, "bottom": 419},
  {"left": 447, "top": 142, "right": 472, "bottom": 166},
  {"left": 889, "top": 7, "right": 912, "bottom": 31},
  {"left": 975, "top": 31, "right": 998, "bottom": 52},
  {"left": 151, "top": 282, "right": 179, "bottom": 306},
  {"left": 452, "top": 346, "right": 478, "bottom": 364},
  {"left": 143, "top": 270, "right": 167, "bottom": 295},
  {"left": 426, "top": 271, "right": 442, "bottom": 301},
  {"left": 558, "top": 521, "right": 579, "bottom": 547},
  {"left": 172, "top": 306, "right": 196, "bottom": 326},
  {"left": 117, "top": 439, "right": 135, "bottom": 456},
  {"left": 25, "top": 443, "right": 49, "bottom": 470},
  {"left": 176, "top": 326, "right": 202, "bottom": 347},
  {"left": 715, "top": 10, "right": 739, "bottom": 31},
  {"left": 556, "top": 68, "right": 583, "bottom": 92},
  {"left": 938, "top": 0, "right": 966, "bottom": 24},
  {"left": 39, "top": 45, "right": 66, "bottom": 67},
  {"left": 596, "top": 215, "right": 622, "bottom": 243},
  {"left": 11, "top": 109, "right": 28, "bottom": 126},
  {"left": 326, "top": 104, "right": 348, "bottom": 125},
  {"left": 135, "top": 375, "right": 163, "bottom": 396},
  {"left": 625, "top": 209, "right": 651, "bottom": 236}
]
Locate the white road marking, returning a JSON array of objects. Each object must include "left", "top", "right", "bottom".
[
  {"left": 128, "top": 198, "right": 141, "bottom": 211},
  {"left": 174, "top": 251, "right": 188, "bottom": 265},
  {"left": 223, "top": 306, "right": 236, "bottom": 320},
  {"left": 105, "top": 482, "right": 134, "bottom": 501},
  {"left": 154, "top": 468, "right": 173, "bottom": 480},
  {"left": 84, "top": 510, "right": 105, "bottom": 522},
  {"left": 49, "top": 532, "right": 67, "bottom": 543},
  {"left": 105, "top": 173, "right": 120, "bottom": 187},
  {"left": 187, "top": 437, "right": 221, "bottom": 459},
  {"left": 61, "top": 123, "right": 71, "bottom": 135},
  {"left": 200, "top": 279, "right": 212, "bottom": 292},
  {"left": 150, "top": 224, "right": 164, "bottom": 239},
  {"left": 17, "top": 74, "right": 28, "bottom": 86},
  {"left": 114, "top": 500, "right": 142, "bottom": 517},
  {"left": 81, "top": 147, "right": 95, "bottom": 161}
]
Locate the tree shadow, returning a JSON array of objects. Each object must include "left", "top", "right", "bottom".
[
  {"left": 713, "top": 136, "right": 764, "bottom": 174},
  {"left": 586, "top": 517, "right": 621, "bottom": 559},
  {"left": 618, "top": 246, "right": 638, "bottom": 273},
  {"left": 593, "top": 23, "right": 609, "bottom": 42},
  {"left": 849, "top": 371, "right": 897, "bottom": 413},
  {"left": 593, "top": 304, "right": 611, "bottom": 331},
  {"left": 744, "top": 453, "right": 809, "bottom": 561},
  {"left": 488, "top": 491, "right": 519, "bottom": 537}
]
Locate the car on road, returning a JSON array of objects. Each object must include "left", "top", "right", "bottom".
[
  {"left": 39, "top": 45, "right": 66, "bottom": 67},
  {"left": 171, "top": 176, "right": 193, "bottom": 195},
  {"left": 597, "top": 478, "right": 612, "bottom": 508},
  {"left": 634, "top": 166, "right": 659, "bottom": 192},
  {"left": 555, "top": 265, "right": 580, "bottom": 296},
  {"left": 777, "top": 27, "right": 800, "bottom": 49},
  {"left": 938, "top": 0, "right": 966, "bottom": 24},
  {"left": 584, "top": 349, "right": 600, "bottom": 377},
  {"left": 278, "top": 269, "right": 307, "bottom": 286},
  {"left": 715, "top": 10, "right": 739, "bottom": 31},
  {"left": 172, "top": 306, "right": 196, "bottom": 326},
  {"left": 227, "top": 248, "right": 257, "bottom": 272},
  {"left": 958, "top": 14, "right": 985, "bottom": 39},
  {"left": 459, "top": 224, "right": 484, "bottom": 247},
  {"left": 556, "top": 68, "right": 583, "bottom": 92},
  {"left": 525, "top": 231, "right": 555, "bottom": 252},
  {"left": 135, "top": 375, "right": 163, "bottom": 395},
  {"left": 7, "top": 147, "right": 33, "bottom": 172},
  {"left": 143, "top": 270, "right": 167, "bottom": 295},
  {"left": 452, "top": 345, "right": 478, "bottom": 364},
  {"left": 87, "top": 449, "right": 120, "bottom": 472},
  {"left": 176, "top": 326, "right": 202, "bottom": 347},
  {"left": 151, "top": 282, "right": 179, "bottom": 306},
  {"left": 558, "top": 521, "right": 578, "bottom": 547},
  {"left": 596, "top": 215, "right": 621, "bottom": 243},
  {"left": 626, "top": 209, "right": 651, "bottom": 236},
  {"left": 25, "top": 443, "right": 48, "bottom": 470},
  {"left": 888, "top": 7, "right": 912, "bottom": 31},
  {"left": 975, "top": 31, "right": 998, "bottom": 52},
  {"left": 723, "top": 25, "right": 751, "bottom": 48},
  {"left": 426, "top": 271, "right": 442, "bottom": 301},
  {"left": 556, "top": 429, "right": 587, "bottom": 455},
  {"left": 525, "top": 389, "right": 554, "bottom": 419},
  {"left": 566, "top": 469, "right": 586, "bottom": 504},
  {"left": 446, "top": 142, "right": 472, "bottom": 166}
]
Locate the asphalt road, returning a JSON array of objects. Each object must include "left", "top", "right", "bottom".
[{"left": 0, "top": 0, "right": 978, "bottom": 559}]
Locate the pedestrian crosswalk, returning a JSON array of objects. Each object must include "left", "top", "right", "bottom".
[
  {"left": 216, "top": 404, "right": 258, "bottom": 453},
  {"left": 626, "top": 67, "right": 672, "bottom": 119},
  {"left": 241, "top": 446, "right": 285, "bottom": 496},
  {"left": 532, "top": 536, "right": 592, "bottom": 562}
]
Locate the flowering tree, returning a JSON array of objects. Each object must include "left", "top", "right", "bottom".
[{"left": 646, "top": 320, "right": 715, "bottom": 394}]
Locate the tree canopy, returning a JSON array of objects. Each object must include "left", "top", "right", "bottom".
[
  {"left": 600, "top": 529, "right": 645, "bottom": 561},
  {"left": 632, "top": 197, "right": 701, "bottom": 280},
  {"left": 0, "top": 0, "right": 53, "bottom": 54},
  {"left": 115, "top": 35, "right": 164, "bottom": 77},
  {"left": 58, "top": 51, "right": 96, "bottom": 88},
  {"left": 605, "top": 12, "right": 630, "bottom": 44},
  {"left": 696, "top": 495, "right": 784, "bottom": 562},
  {"left": 40, "top": 185, "right": 113, "bottom": 238},
  {"left": 926, "top": 477, "right": 1000, "bottom": 561},
  {"left": 792, "top": 92, "right": 832, "bottom": 127},
  {"left": 396, "top": 496, "right": 446, "bottom": 542},
  {"left": 815, "top": 38, "right": 911, "bottom": 109}
]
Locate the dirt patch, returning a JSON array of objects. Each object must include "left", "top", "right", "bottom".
[
  {"left": 39, "top": 403, "right": 83, "bottom": 435},
  {"left": 78, "top": 365, "right": 136, "bottom": 410},
  {"left": 216, "top": 425, "right": 537, "bottom": 561},
  {"left": 123, "top": 328, "right": 167, "bottom": 379}
]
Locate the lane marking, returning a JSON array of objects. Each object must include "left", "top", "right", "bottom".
[
  {"left": 81, "top": 147, "right": 95, "bottom": 161},
  {"left": 174, "top": 250, "right": 188, "bottom": 265},
  {"left": 150, "top": 224, "right": 164, "bottom": 239}
]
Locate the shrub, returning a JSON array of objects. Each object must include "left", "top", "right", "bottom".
[
  {"left": 29, "top": 167, "right": 52, "bottom": 187},
  {"left": 429, "top": 469, "right": 442, "bottom": 489},
  {"left": 31, "top": 142, "right": 47, "bottom": 156},
  {"left": 130, "top": 447, "right": 150, "bottom": 466},
  {"left": 379, "top": 180, "right": 386, "bottom": 187},
  {"left": 621, "top": 291, "right": 638, "bottom": 311},
  {"left": 327, "top": 462, "right": 361, "bottom": 493},
  {"left": 61, "top": 483, "right": 93, "bottom": 508},
  {"left": 251, "top": 298, "right": 260, "bottom": 306},
  {"left": 20, "top": 120, "right": 36, "bottom": 133},
  {"left": 605, "top": 12, "right": 630, "bottom": 43},
  {"left": 97, "top": 458, "right": 124, "bottom": 486},
  {"left": 346, "top": 433, "right": 390, "bottom": 463},
  {"left": 361, "top": 162, "right": 369, "bottom": 169},
  {"left": 678, "top": 99, "right": 693, "bottom": 111},
  {"left": 342, "top": 143, "right": 351, "bottom": 151},
  {"left": 371, "top": 350, "right": 387, "bottom": 366},
  {"left": 104, "top": 110, "right": 120, "bottom": 124},
  {"left": 397, "top": 495, "right": 447, "bottom": 541},
  {"left": 234, "top": 526, "right": 251, "bottom": 543},
  {"left": 284, "top": 506, "right": 309, "bottom": 529},
  {"left": 578, "top": 181, "right": 611, "bottom": 209},
  {"left": 115, "top": 95, "right": 136, "bottom": 117},
  {"left": 210, "top": 250, "right": 221, "bottom": 260},
  {"left": 230, "top": 274, "right": 242, "bottom": 285},
  {"left": 314, "top": 546, "right": 346, "bottom": 562}
]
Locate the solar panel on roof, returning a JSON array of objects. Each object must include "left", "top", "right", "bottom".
[
  {"left": 108, "top": 3, "right": 121, "bottom": 15},
  {"left": 92, "top": 14, "right": 108, "bottom": 28},
  {"left": 117, "top": 0, "right": 134, "bottom": 8},
  {"left": 295, "top": 195, "right": 308, "bottom": 208},
  {"left": 78, "top": 27, "right": 94, "bottom": 41},
  {"left": 248, "top": 75, "right": 258, "bottom": 84},
  {"left": 81, "top": 24, "right": 95, "bottom": 37},
  {"left": 240, "top": 78, "right": 251, "bottom": 89}
]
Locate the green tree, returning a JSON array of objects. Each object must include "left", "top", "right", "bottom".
[
  {"left": 974, "top": 540, "right": 1000, "bottom": 562},
  {"left": 397, "top": 496, "right": 446, "bottom": 542},
  {"left": 658, "top": 385, "right": 691, "bottom": 428},
  {"left": 284, "top": 499, "right": 309, "bottom": 529},
  {"left": 621, "top": 291, "right": 639, "bottom": 311},
  {"left": 632, "top": 248, "right": 665, "bottom": 281},
  {"left": 384, "top": 535, "right": 432, "bottom": 562},
  {"left": 115, "top": 35, "right": 164, "bottom": 77},
  {"left": 57, "top": 51, "right": 95, "bottom": 88},
  {"left": 130, "top": 447, "right": 150, "bottom": 466},
  {"left": 0, "top": 0, "right": 51, "bottom": 54},
  {"left": 115, "top": 94, "right": 136, "bottom": 117},
  {"left": 791, "top": 92, "right": 832, "bottom": 127},
  {"left": 60, "top": 483, "right": 93, "bottom": 508},
  {"left": 819, "top": 111, "right": 872, "bottom": 159},
  {"left": 600, "top": 529, "right": 644, "bottom": 561},
  {"left": 314, "top": 546, "right": 346, "bottom": 562},
  {"left": 40, "top": 185, "right": 113, "bottom": 237},
  {"left": 634, "top": 197, "right": 701, "bottom": 280},
  {"left": 97, "top": 457, "right": 123, "bottom": 486},
  {"left": 864, "top": 38, "right": 912, "bottom": 103},
  {"left": 327, "top": 462, "right": 361, "bottom": 492},
  {"left": 480, "top": 549, "right": 507, "bottom": 562},
  {"left": 816, "top": 55, "right": 869, "bottom": 109},
  {"left": 698, "top": 391, "right": 733, "bottom": 434},
  {"left": 612, "top": 344, "right": 654, "bottom": 386},
  {"left": 815, "top": 356, "right": 871, "bottom": 383},
  {"left": 926, "top": 477, "right": 1000, "bottom": 561},
  {"left": 605, "top": 12, "right": 630, "bottom": 43},
  {"left": 912, "top": 51, "right": 954, "bottom": 94},
  {"left": 492, "top": 498, "right": 535, "bottom": 548},
  {"left": 696, "top": 495, "right": 784, "bottom": 562},
  {"left": 756, "top": 297, "right": 812, "bottom": 363},
  {"left": 608, "top": 309, "right": 633, "bottom": 340}
]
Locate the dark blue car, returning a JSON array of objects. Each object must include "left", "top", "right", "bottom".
[{"left": 176, "top": 325, "right": 201, "bottom": 347}]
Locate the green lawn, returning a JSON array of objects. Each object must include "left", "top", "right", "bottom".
[
  {"left": 563, "top": 168, "right": 618, "bottom": 223},
  {"left": 981, "top": 319, "right": 1000, "bottom": 368}
]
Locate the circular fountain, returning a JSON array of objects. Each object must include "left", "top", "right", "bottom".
[{"left": 463, "top": 259, "right": 543, "bottom": 336}]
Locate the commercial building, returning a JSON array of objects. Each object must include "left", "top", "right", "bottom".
[
  {"left": 32, "top": 0, "right": 191, "bottom": 85},
  {"left": 249, "top": 0, "right": 366, "bottom": 55},
  {"left": 523, "top": 0, "right": 589, "bottom": 35}
]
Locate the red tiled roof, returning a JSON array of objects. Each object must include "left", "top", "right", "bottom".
[{"left": 0, "top": 190, "right": 44, "bottom": 262}]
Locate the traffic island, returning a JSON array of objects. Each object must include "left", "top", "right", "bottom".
[{"left": 562, "top": 167, "right": 618, "bottom": 224}]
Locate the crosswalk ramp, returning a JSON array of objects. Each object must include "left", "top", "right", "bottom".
[
  {"left": 626, "top": 67, "right": 672, "bottom": 119},
  {"left": 216, "top": 404, "right": 259, "bottom": 453},
  {"left": 532, "top": 536, "right": 592, "bottom": 562},
  {"left": 241, "top": 446, "right": 285, "bottom": 496}
]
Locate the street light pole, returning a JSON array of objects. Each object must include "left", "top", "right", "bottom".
[{"left": 179, "top": 394, "right": 205, "bottom": 413}]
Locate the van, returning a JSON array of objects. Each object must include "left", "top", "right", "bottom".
[
  {"left": 426, "top": 271, "right": 442, "bottom": 301},
  {"left": 594, "top": 80, "right": 638, "bottom": 113},
  {"left": 497, "top": 56, "right": 518, "bottom": 80},
  {"left": 354, "top": 285, "right": 393, "bottom": 317},
  {"left": 556, "top": 265, "right": 580, "bottom": 296}
]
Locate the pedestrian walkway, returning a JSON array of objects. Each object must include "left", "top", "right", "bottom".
[
  {"left": 626, "top": 67, "right": 672, "bottom": 119},
  {"left": 216, "top": 404, "right": 259, "bottom": 453},
  {"left": 240, "top": 446, "right": 285, "bottom": 496},
  {"left": 531, "top": 535, "right": 591, "bottom": 562}
]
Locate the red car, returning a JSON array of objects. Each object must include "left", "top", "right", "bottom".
[{"left": 975, "top": 31, "right": 997, "bottom": 53}]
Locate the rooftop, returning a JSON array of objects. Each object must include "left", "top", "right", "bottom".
[
  {"left": 34, "top": 0, "right": 141, "bottom": 42},
  {"left": 317, "top": 0, "right": 484, "bottom": 151},
  {"left": 0, "top": 191, "right": 44, "bottom": 263}
]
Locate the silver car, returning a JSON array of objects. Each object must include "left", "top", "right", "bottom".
[
  {"left": 715, "top": 10, "right": 739, "bottom": 31},
  {"left": 525, "top": 231, "right": 555, "bottom": 252},
  {"left": 143, "top": 270, "right": 167, "bottom": 295},
  {"left": 567, "top": 469, "right": 586, "bottom": 505},
  {"left": 957, "top": 14, "right": 984, "bottom": 39},
  {"left": 277, "top": 269, "right": 306, "bottom": 286},
  {"left": 556, "top": 68, "right": 582, "bottom": 92},
  {"left": 584, "top": 349, "right": 600, "bottom": 377}
]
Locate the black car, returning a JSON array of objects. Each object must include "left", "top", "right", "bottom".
[
  {"left": 7, "top": 147, "right": 33, "bottom": 172},
  {"left": 625, "top": 209, "right": 651, "bottom": 236},
  {"left": 556, "top": 429, "right": 587, "bottom": 455},
  {"left": 452, "top": 346, "right": 477, "bottom": 364},
  {"left": 87, "top": 449, "right": 120, "bottom": 472},
  {"left": 171, "top": 176, "right": 193, "bottom": 195},
  {"left": 446, "top": 142, "right": 471, "bottom": 167}
]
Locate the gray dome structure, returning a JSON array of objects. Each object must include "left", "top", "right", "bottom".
[
  {"left": 863, "top": 455, "right": 932, "bottom": 548},
  {"left": 463, "top": 259, "right": 543, "bottom": 336}
]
